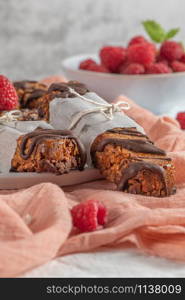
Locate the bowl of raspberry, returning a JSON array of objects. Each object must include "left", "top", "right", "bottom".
[{"left": 62, "top": 21, "right": 185, "bottom": 116}]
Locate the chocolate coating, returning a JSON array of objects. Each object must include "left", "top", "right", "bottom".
[
  {"left": 25, "top": 89, "right": 46, "bottom": 107},
  {"left": 48, "top": 83, "right": 69, "bottom": 93},
  {"left": 107, "top": 127, "right": 149, "bottom": 139},
  {"left": 48, "top": 81, "right": 89, "bottom": 97},
  {"left": 20, "top": 129, "right": 87, "bottom": 170},
  {"left": 94, "top": 138, "right": 166, "bottom": 155},
  {"left": 14, "top": 80, "right": 37, "bottom": 89},
  {"left": 118, "top": 161, "right": 168, "bottom": 194}
]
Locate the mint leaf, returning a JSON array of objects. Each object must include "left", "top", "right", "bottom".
[
  {"left": 142, "top": 20, "right": 166, "bottom": 43},
  {"left": 165, "top": 28, "right": 180, "bottom": 40}
]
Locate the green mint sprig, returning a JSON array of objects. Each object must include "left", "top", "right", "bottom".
[{"left": 142, "top": 20, "right": 180, "bottom": 43}]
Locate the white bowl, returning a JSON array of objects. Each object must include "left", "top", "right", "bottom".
[{"left": 62, "top": 54, "right": 185, "bottom": 116}]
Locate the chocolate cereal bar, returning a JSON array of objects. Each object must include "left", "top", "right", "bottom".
[
  {"left": 14, "top": 80, "right": 47, "bottom": 109},
  {"left": 11, "top": 128, "right": 86, "bottom": 174},
  {"left": 91, "top": 127, "right": 175, "bottom": 197}
]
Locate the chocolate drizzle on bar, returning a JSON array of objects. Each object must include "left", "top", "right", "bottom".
[
  {"left": 118, "top": 161, "right": 168, "bottom": 195},
  {"left": 25, "top": 89, "right": 46, "bottom": 107},
  {"left": 93, "top": 127, "right": 166, "bottom": 155},
  {"left": 14, "top": 80, "right": 38, "bottom": 89},
  {"left": 47, "top": 81, "right": 89, "bottom": 98},
  {"left": 94, "top": 138, "right": 166, "bottom": 155},
  {"left": 14, "top": 80, "right": 48, "bottom": 109},
  {"left": 107, "top": 127, "right": 149, "bottom": 139},
  {"left": 19, "top": 129, "right": 87, "bottom": 170}
]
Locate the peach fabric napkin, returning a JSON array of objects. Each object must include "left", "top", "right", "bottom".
[{"left": 1, "top": 76, "right": 185, "bottom": 277}]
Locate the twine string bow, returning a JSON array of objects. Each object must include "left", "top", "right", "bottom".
[
  {"left": 0, "top": 110, "right": 22, "bottom": 124},
  {"left": 68, "top": 88, "right": 130, "bottom": 130}
]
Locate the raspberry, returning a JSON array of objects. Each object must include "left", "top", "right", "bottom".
[
  {"left": 71, "top": 199, "right": 107, "bottom": 232},
  {"left": 160, "top": 41, "right": 183, "bottom": 62},
  {"left": 171, "top": 61, "right": 185, "bottom": 72},
  {"left": 120, "top": 63, "right": 145, "bottom": 75},
  {"left": 180, "top": 53, "right": 185, "bottom": 63},
  {"left": 176, "top": 112, "right": 185, "bottom": 129},
  {"left": 0, "top": 75, "right": 18, "bottom": 111},
  {"left": 117, "top": 59, "right": 130, "bottom": 73},
  {"left": 97, "top": 202, "right": 107, "bottom": 225},
  {"left": 87, "top": 64, "right": 108, "bottom": 73},
  {"left": 100, "top": 46, "right": 126, "bottom": 73},
  {"left": 127, "top": 42, "right": 156, "bottom": 66},
  {"left": 79, "top": 59, "right": 108, "bottom": 73},
  {"left": 128, "top": 35, "right": 147, "bottom": 47},
  {"left": 146, "top": 63, "right": 172, "bottom": 74},
  {"left": 79, "top": 59, "right": 97, "bottom": 70},
  {"left": 156, "top": 54, "right": 169, "bottom": 66}
]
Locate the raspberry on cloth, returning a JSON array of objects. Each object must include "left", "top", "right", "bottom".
[
  {"left": 176, "top": 112, "right": 185, "bottom": 129},
  {"left": 71, "top": 199, "right": 107, "bottom": 232}
]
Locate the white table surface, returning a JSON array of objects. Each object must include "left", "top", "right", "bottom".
[{"left": 23, "top": 247, "right": 185, "bottom": 278}]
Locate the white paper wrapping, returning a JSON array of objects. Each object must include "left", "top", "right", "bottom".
[
  {"left": 0, "top": 121, "right": 53, "bottom": 173},
  {"left": 3, "top": 120, "right": 53, "bottom": 132},
  {"left": 50, "top": 92, "right": 145, "bottom": 166}
]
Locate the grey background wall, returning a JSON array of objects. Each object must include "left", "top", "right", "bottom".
[{"left": 0, "top": 0, "right": 184, "bottom": 80}]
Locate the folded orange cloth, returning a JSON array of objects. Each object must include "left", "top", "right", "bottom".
[{"left": 1, "top": 76, "right": 185, "bottom": 277}]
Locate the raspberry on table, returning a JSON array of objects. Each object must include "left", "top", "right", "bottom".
[
  {"left": 146, "top": 62, "right": 172, "bottom": 74},
  {"left": 176, "top": 112, "right": 185, "bottom": 129},
  {"left": 120, "top": 63, "right": 145, "bottom": 75},
  {"left": 127, "top": 42, "right": 156, "bottom": 67},
  {"left": 128, "top": 35, "right": 147, "bottom": 47},
  {"left": 71, "top": 199, "right": 107, "bottom": 233},
  {"left": 171, "top": 60, "right": 185, "bottom": 72},
  {"left": 0, "top": 75, "right": 18, "bottom": 111},
  {"left": 160, "top": 41, "right": 184, "bottom": 62},
  {"left": 100, "top": 46, "right": 126, "bottom": 73}
]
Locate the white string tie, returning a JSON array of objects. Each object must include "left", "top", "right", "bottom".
[
  {"left": 68, "top": 88, "right": 130, "bottom": 130},
  {"left": 0, "top": 110, "right": 22, "bottom": 124}
]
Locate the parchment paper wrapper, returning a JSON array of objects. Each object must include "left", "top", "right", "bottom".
[
  {"left": 0, "top": 121, "right": 53, "bottom": 173},
  {"left": 50, "top": 92, "right": 145, "bottom": 166}
]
